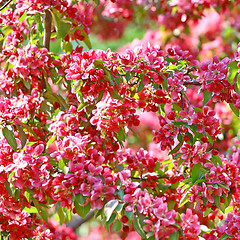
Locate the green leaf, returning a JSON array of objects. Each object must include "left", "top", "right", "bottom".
[
  {"left": 125, "top": 72, "right": 132, "bottom": 82},
  {"left": 168, "top": 200, "right": 176, "bottom": 210},
  {"left": 112, "top": 219, "right": 122, "bottom": 232},
  {"left": 168, "top": 231, "right": 179, "bottom": 240},
  {"left": 96, "top": 90, "right": 104, "bottom": 103},
  {"left": 95, "top": 208, "right": 104, "bottom": 219},
  {"left": 17, "top": 122, "right": 38, "bottom": 138},
  {"left": 185, "top": 131, "right": 194, "bottom": 145},
  {"left": 137, "top": 80, "right": 144, "bottom": 92},
  {"left": 39, "top": 209, "right": 48, "bottom": 224},
  {"left": 4, "top": 181, "right": 13, "bottom": 196},
  {"left": 182, "top": 91, "right": 190, "bottom": 105},
  {"left": 52, "top": 11, "right": 71, "bottom": 39},
  {"left": 57, "top": 206, "right": 65, "bottom": 225},
  {"left": 94, "top": 0, "right": 100, "bottom": 5},
  {"left": 227, "top": 61, "right": 238, "bottom": 85},
  {"left": 25, "top": 188, "right": 34, "bottom": 202},
  {"left": 110, "top": 88, "right": 123, "bottom": 100},
  {"left": 218, "top": 183, "right": 230, "bottom": 191},
  {"left": 47, "top": 135, "right": 56, "bottom": 148},
  {"left": 33, "top": 198, "right": 48, "bottom": 224},
  {"left": 35, "top": 13, "right": 44, "bottom": 35},
  {"left": 169, "top": 139, "right": 183, "bottom": 155},
  {"left": 234, "top": 74, "right": 240, "bottom": 95},
  {"left": 169, "top": 134, "right": 184, "bottom": 154},
  {"left": 19, "top": 12, "right": 27, "bottom": 24},
  {"left": 219, "top": 233, "right": 232, "bottom": 240},
  {"left": 225, "top": 192, "right": 232, "bottom": 208},
  {"left": 107, "top": 212, "right": 116, "bottom": 225},
  {"left": 206, "top": 132, "right": 214, "bottom": 145},
  {"left": 3, "top": 127, "right": 17, "bottom": 151},
  {"left": 229, "top": 103, "right": 239, "bottom": 117},
  {"left": 75, "top": 193, "right": 85, "bottom": 205},
  {"left": 203, "top": 89, "right": 214, "bottom": 107},
  {"left": 214, "top": 195, "right": 220, "bottom": 208},
  {"left": 113, "top": 76, "right": 120, "bottom": 87},
  {"left": 63, "top": 207, "right": 71, "bottom": 221},
  {"left": 62, "top": 41, "right": 73, "bottom": 53},
  {"left": 162, "top": 75, "right": 168, "bottom": 91},
  {"left": 168, "top": 64, "right": 177, "bottom": 70},
  {"left": 23, "top": 79, "right": 31, "bottom": 90},
  {"left": 74, "top": 201, "right": 90, "bottom": 219},
  {"left": 203, "top": 208, "right": 211, "bottom": 217},
  {"left": 32, "top": 198, "right": 40, "bottom": 209},
  {"left": 16, "top": 125, "right": 27, "bottom": 148},
  {"left": 118, "top": 188, "right": 124, "bottom": 200},
  {"left": 125, "top": 211, "right": 134, "bottom": 221},
  {"left": 76, "top": 91, "right": 84, "bottom": 104},
  {"left": 174, "top": 121, "right": 191, "bottom": 129},
  {"left": 116, "top": 127, "right": 125, "bottom": 142},
  {"left": 179, "top": 191, "right": 191, "bottom": 208},
  {"left": 53, "top": 94, "right": 68, "bottom": 110},
  {"left": 165, "top": 57, "right": 178, "bottom": 63},
  {"left": 192, "top": 163, "right": 203, "bottom": 183},
  {"left": 82, "top": 31, "right": 92, "bottom": 49},
  {"left": 23, "top": 206, "right": 38, "bottom": 213},
  {"left": 219, "top": 202, "right": 226, "bottom": 213},
  {"left": 13, "top": 188, "right": 20, "bottom": 200},
  {"left": 43, "top": 92, "right": 68, "bottom": 109},
  {"left": 50, "top": 68, "right": 59, "bottom": 84},
  {"left": 104, "top": 199, "right": 119, "bottom": 221},
  {"left": 103, "top": 218, "right": 110, "bottom": 232},
  {"left": 133, "top": 216, "right": 146, "bottom": 239},
  {"left": 59, "top": 158, "right": 66, "bottom": 172},
  {"left": 177, "top": 158, "right": 186, "bottom": 169},
  {"left": 225, "top": 206, "right": 233, "bottom": 214},
  {"left": 115, "top": 203, "right": 124, "bottom": 213},
  {"left": 94, "top": 60, "right": 106, "bottom": 66},
  {"left": 212, "top": 155, "right": 223, "bottom": 167}
]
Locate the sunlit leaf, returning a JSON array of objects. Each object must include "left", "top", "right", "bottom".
[
  {"left": 203, "top": 89, "right": 214, "bottom": 107},
  {"left": 104, "top": 200, "right": 119, "bottom": 221},
  {"left": 227, "top": 61, "right": 238, "bottom": 85}
]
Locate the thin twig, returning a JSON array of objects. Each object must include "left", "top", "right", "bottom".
[{"left": 0, "top": 0, "right": 12, "bottom": 11}]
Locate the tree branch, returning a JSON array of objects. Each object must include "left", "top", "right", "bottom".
[
  {"left": 0, "top": 0, "right": 12, "bottom": 11},
  {"left": 41, "top": 10, "right": 52, "bottom": 90},
  {"left": 43, "top": 9, "right": 52, "bottom": 51},
  {"left": 131, "top": 175, "right": 169, "bottom": 180},
  {"left": 67, "top": 211, "right": 95, "bottom": 231},
  {"left": 183, "top": 81, "right": 201, "bottom": 86}
]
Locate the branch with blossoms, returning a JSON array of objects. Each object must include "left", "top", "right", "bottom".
[{"left": 1, "top": 1, "right": 240, "bottom": 240}]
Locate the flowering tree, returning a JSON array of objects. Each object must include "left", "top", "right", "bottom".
[{"left": 1, "top": 0, "right": 240, "bottom": 239}]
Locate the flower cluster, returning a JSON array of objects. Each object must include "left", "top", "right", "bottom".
[
  {"left": 180, "top": 209, "right": 201, "bottom": 240},
  {"left": 153, "top": 114, "right": 179, "bottom": 151},
  {"left": 199, "top": 56, "right": 232, "bottom": 102},
  {"left": 124, "top": 189, "right": 178, "bottom": 240}
]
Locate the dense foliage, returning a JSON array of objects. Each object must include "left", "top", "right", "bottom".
[{"left": 1, "top": 0, "right": 240, "bottom": 239}]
